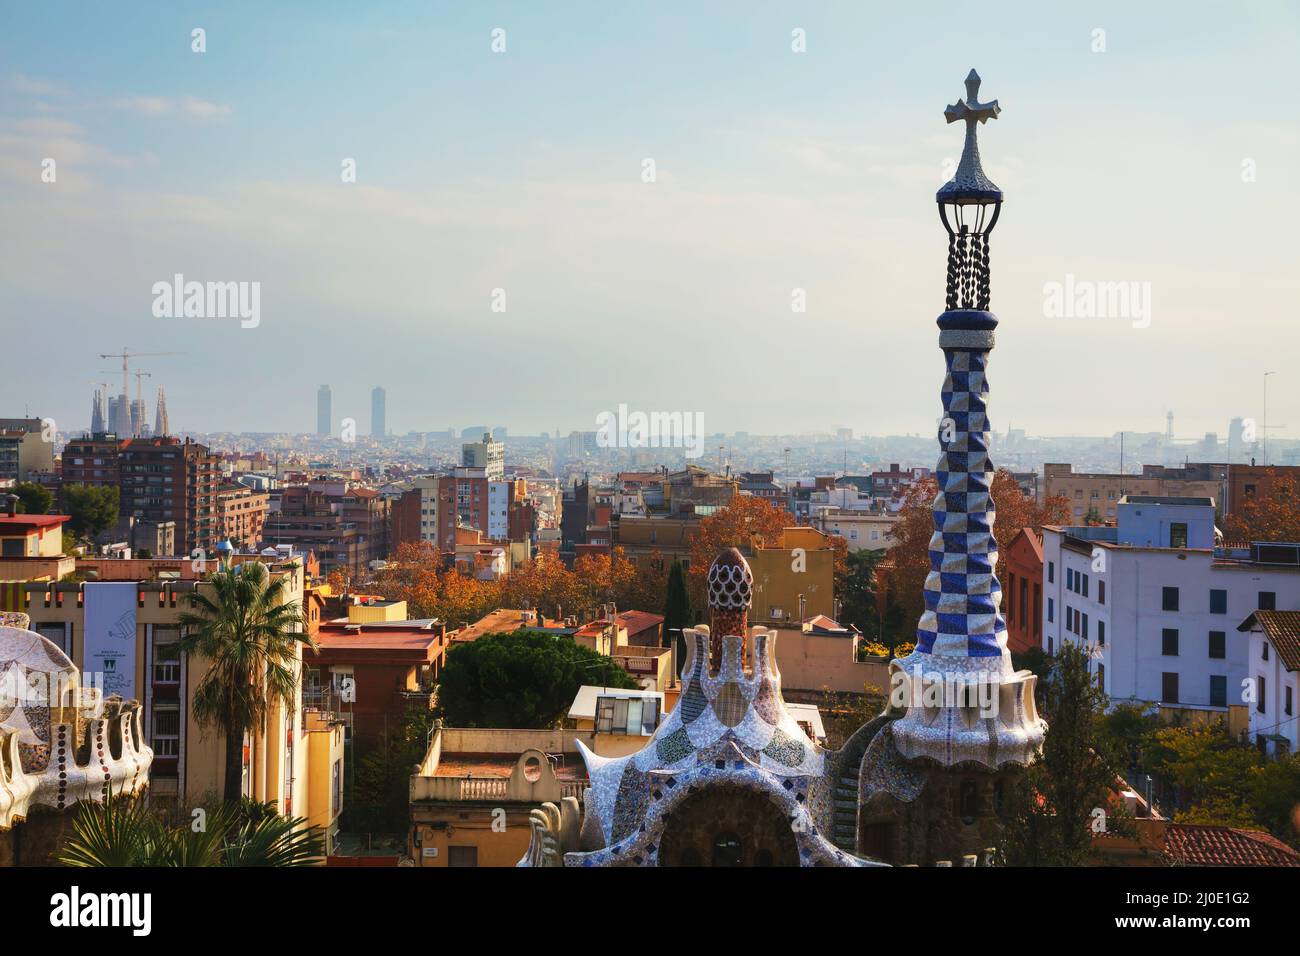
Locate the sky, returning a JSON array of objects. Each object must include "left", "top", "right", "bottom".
[{"left": 2, "top": 1, "right": 1298, "bottom": 441}]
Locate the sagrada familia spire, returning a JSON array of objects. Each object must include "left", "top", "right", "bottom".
[{"left": 153, "top": 386, "right": 170, "bottom": 438}]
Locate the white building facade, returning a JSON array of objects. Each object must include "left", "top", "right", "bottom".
[
  {"left": 1238, "top": 610, "right": 1300, "bottom": 755},
  {"left": 1041, "top": 497, "right": 1300, "bottom": 716}
]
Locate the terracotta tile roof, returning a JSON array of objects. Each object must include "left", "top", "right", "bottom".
[
  {"left": 1237, "top": 610, "right": 1300, "bottom": 672},
  {"left": 1163, "top": 824, "right": 1300, "bottom": 867},
  {"left": 616, "top": 610, "right": 664, "bottom": 636}
]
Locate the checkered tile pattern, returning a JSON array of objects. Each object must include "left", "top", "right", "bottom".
[{"left": 915, "top": 347, "right": 1006, "bottom": 659}]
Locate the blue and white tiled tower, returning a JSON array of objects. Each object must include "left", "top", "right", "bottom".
[{"left": 889, "top": 70, "right": 1046, "bottom": 769}]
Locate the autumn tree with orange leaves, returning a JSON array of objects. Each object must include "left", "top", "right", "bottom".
[
  {"left": 373, "top": 541, "right": 669, "bottom": 629},
  {"left": 686, "top": 495, "right": 789, "bottom": 610},
  {"left": 1224, "top": 470, "right": 1300, "bottom": 543},
  {"left": 880, "top": 470, "right": 1070, "bottom": 635}
]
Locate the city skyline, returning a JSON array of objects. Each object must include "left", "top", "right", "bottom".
[{"left": 4, "top": 3, "right": 1297, "bottom": 439}]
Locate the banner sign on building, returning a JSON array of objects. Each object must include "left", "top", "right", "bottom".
[{"left": 83, "top": 582, "right": 138, "bottom": 699}]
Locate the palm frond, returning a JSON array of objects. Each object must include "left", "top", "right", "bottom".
[{"left": 57, "top": 794, "right": 160, "bottom": 867}]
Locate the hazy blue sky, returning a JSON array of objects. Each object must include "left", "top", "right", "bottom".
[{"left": 2, "top": 1, "right": 1297, "bottom": 441}]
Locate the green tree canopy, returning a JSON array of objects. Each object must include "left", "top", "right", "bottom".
[
  {"left": 62, "top": 483, "right": 119, "bottom": 538},
  {"left": 12, "top": 481, "right": 52, "bottom": 516},
  {"left": 999, "top": 643, "right": 1130, "bottom": 866},
  {"left": 436, "top": 629, "right": 637, "bottom": 728}
]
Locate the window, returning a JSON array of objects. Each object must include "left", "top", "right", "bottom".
[
  {"left": 1259, "top": 591, "right": 1276, "bottom": 611},
  {"left": 1210, "top": 675, "right": 1227, "bottom": 708},
  {"left": 595, "top": 695, "right": 659, "bottom": 735},
  {"left": 152, "top": 626, "right": 181, "bottom": 682},
  {"left": 1170, "top": 522, "right": 1188, "bottom": 548},
  {"left": 1209, "top": 631, "right": 1226, "bottom": 659},
  {"left": 1066, "top": 568, "right": 1074, "bottom": 590},
  {"left": 1162, "top": 629, "right": 1179, "bottom": 656},
  {"left": 1287, "top": 687, "right": 1294, "bottom": 717},
  {"left": 1098, "top": 580, "right": 1105, "bottom": 605},
  {"left": 35, "top": 622, "right": 71, "bottom": 655},
  {"left": 447, "top": 846, "right": 478, "bottom": 867},
  {"left": 1098, "top": 621, "right": 1105, "bottom": 646},
  {"left": 1161, "top": 672, "right": 1179, "bottom": 704},
  {"left": 1162, "top": 587, "right": 1179, "bottom": 612},
  {"left": 1048, "top": 561, "right": 1054, "bottom": 584},
  {"left": 1097, "top": 663, "right": 1105, "bottom": 690},
  {"left": 1048, "top": 637, "right": 1054, "bottom": 654},
  {"left": 1257, "top": 676, "right": 1266, "bottom": 714},
  {"left": 153, "top": 641, "right": 180, "bottom": 684},
  {"left": 1209, "top": 589, "right": 1227, "bottom": 615},
  {"left": 152, "top": 704, "right": 180, "bottom": 757},
  {"left": 1047, "top": 598, "right": 1054, "bottom": 623},
  {"left": 1263, "top": 643, "right": 1270, "bottom": 661},
  {"left": 1082, "top": 613, "right": 1089, "bottom": 640},
  {"left": 1082, "top": 574, "right": 1089, "bottom": 598},
  {"left": 1019, "top": 578, "right": 1028, "bottom": 628}
]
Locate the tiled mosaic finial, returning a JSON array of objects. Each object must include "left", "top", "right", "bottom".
[
  {"left": 889, "top": 68, "right": 1046, "bottom": 770},
  {"left": 707, "top": 547, "right": 752, "bottom": 671}
]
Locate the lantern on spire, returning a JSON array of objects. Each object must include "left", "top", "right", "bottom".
[{"left": 937, "top": 69, "right": 1002, "bottom": 313}]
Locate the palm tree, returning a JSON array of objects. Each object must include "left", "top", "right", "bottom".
[
  {"left": 58, "top": 796, "right": 324, "bottom": 867},
  {"left": 178, "top": 560, "right": 313, "bottom": 802}
]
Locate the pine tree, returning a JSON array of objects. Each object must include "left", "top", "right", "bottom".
[{"left": 662, "top": 560, "right": 692, "bottom": 677}]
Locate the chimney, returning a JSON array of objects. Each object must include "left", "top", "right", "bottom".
[{"left": 2, "top": 494, "right": 17, "bottom": 517}]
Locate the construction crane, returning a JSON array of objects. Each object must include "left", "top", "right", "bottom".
[
  {"left": 132, "top": 370, "right": 152, "bottom": 403},
  {"left": 99, "top": 348, "right": 183, "bottom": 398}
]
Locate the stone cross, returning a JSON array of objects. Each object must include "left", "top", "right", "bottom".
[{"left": 944, "top": 69, "right": 1000, "bottom": 126}]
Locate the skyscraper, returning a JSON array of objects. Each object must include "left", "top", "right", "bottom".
[
  {"left": 371, "top": 386, "right": 386, "bottom": 437},
  {"left": 317, "top": 385, "right": 332, "bottom": 436}
]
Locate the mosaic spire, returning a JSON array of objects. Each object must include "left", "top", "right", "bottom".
[
  {"left": 706, "top": 547, "right": 752, "bottom": 671},
  {"left": 889, "top": 69, "right": 1046, "bottom": 769}
]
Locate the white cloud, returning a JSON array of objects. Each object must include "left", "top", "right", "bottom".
[{"left": 112, "top": 95, "right": 232, "bottom": 119}]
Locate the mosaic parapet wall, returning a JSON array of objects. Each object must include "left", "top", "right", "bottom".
[
  {"left": 888, "top": 308, "right": 1045, "bottom": 770},
  {"left": 518, "top": 625, "right": 881, "bottom": 867},
  {"left": 0, "top": 623, "right": 152, "bottom": 830}
]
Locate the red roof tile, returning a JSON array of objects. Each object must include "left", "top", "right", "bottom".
[
  {"left": 617, "top": 610, "right": 664, "bottom": 636},
  {"left": 1163, "top": 824, "right": 1300, "bottom": 867},
  {"left": 1238, "top": 610, "right": 1300, "bottom": 672}
]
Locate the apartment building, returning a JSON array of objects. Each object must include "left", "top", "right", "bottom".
[
  {"left": 21, "top": 555, "right": 345, "bottom": 850},
  {"left": 1042, "top": 496, "right": 1300, "bottom": 717},
  {"left": 1043, "top": 462, "right": 1226, "bottom": 523},
  {"left": 264, "top": 480, "right": 389, "bottom": 577},
  {"left": 60, "top": 433, "right": 123, "bottom": 489},
  {"left": 462, "top": 431, "right": 504, "bottom": 479},
  {"left": 1223, "top": 464, "right": 1300, "bottom": 520},
  {"left": 216, "top": 483, "right": 269, "bottom": 548},
  {"left": 810, "top": 509, "right": 898, "bottom": 553},
  {"left": 117, "top": 436, "right": 220, "bottom": 558},
  {"left": 1002, "top": 528, "right": 1044, "bottom": 655},
  {"left": 0, "top": 419, "right": 54, "bottom": 482},
  {"left": 750, "top": 527, "right": 837, "bottom": 626}
]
